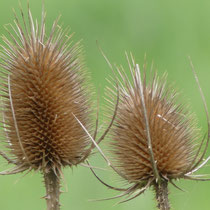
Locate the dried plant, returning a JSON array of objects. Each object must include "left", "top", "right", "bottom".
[
  {"left": 0, "top": 5, "right": 116, "bottom": 210},
  {"left": 88, "top": 54, "right": 210, "bottom": 210}
]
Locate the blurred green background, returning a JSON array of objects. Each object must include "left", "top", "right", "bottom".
[{"left": 0, "top": 0, "right": 210, "bottom": 209}]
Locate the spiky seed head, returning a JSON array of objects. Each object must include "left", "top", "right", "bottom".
[
  {"left": 106, "top": 56, "right": 201, "bottom": 183},
  {"left": 0, "top": 7, "right": 92, "bottom": 173}
]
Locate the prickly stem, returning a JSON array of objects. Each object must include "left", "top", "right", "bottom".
[
  {"left": 44, "top": 169, "right": 61, "bottom": 210},
  {"left": 154, "top": 180, "right": 170, "bottom": 210}
]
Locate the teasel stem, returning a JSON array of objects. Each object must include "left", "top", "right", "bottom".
[
  {"left": 44, "top": 169, "right": 61, "bottom": 210},
  {"left": 154, "top": 180, "right": 170, "bottom": 210}
]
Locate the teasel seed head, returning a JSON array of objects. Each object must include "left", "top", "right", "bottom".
[
  {"left": 0, "top": 6, "right": 94, "bottom": 174},
  {"left": 0, "top": 4, "right": 98, "bottom": 209},
  {"left": 109, "top": 65, "right": 199, "bottom": 182},
  {"left": 90, "top": 53, "right": 210, "bottom": 209},
  {"left": 0, "top": 6, "right": 98, "bottom": 207}
]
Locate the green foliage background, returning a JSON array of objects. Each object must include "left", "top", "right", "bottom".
[{"left": 0, "top": 0, "right": 210, "bottom": 209}]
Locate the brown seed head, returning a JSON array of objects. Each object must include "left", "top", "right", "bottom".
[
  {"left": 106, "top": 56, "right": 202, "bottom": 183},
  {"left": 95, "top": 55, "right": 209, "bottom": 206},
  {"left": 0, "top": 7, "right": 92, "bottom": 173},
  {"left": 87, "top": 51, "right": 209, "bottom": 209}
]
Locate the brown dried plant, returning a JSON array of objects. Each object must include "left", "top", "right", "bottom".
[
  {"left": 87, "top": 54, "right": 210, "bottom": 210},
  {"left": 0, "top": 5, "right": 116, "bottom": 210}
]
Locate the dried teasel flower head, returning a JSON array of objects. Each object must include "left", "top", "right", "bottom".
[
  {"left": 90, "top": 53, "right": 210, "bottom": 209},
  {"left": 0, "top": 5, "right": 92, "bottom": 173},
  {"left": 0, "top": 5, "right": 108, "bottom": 209}
]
